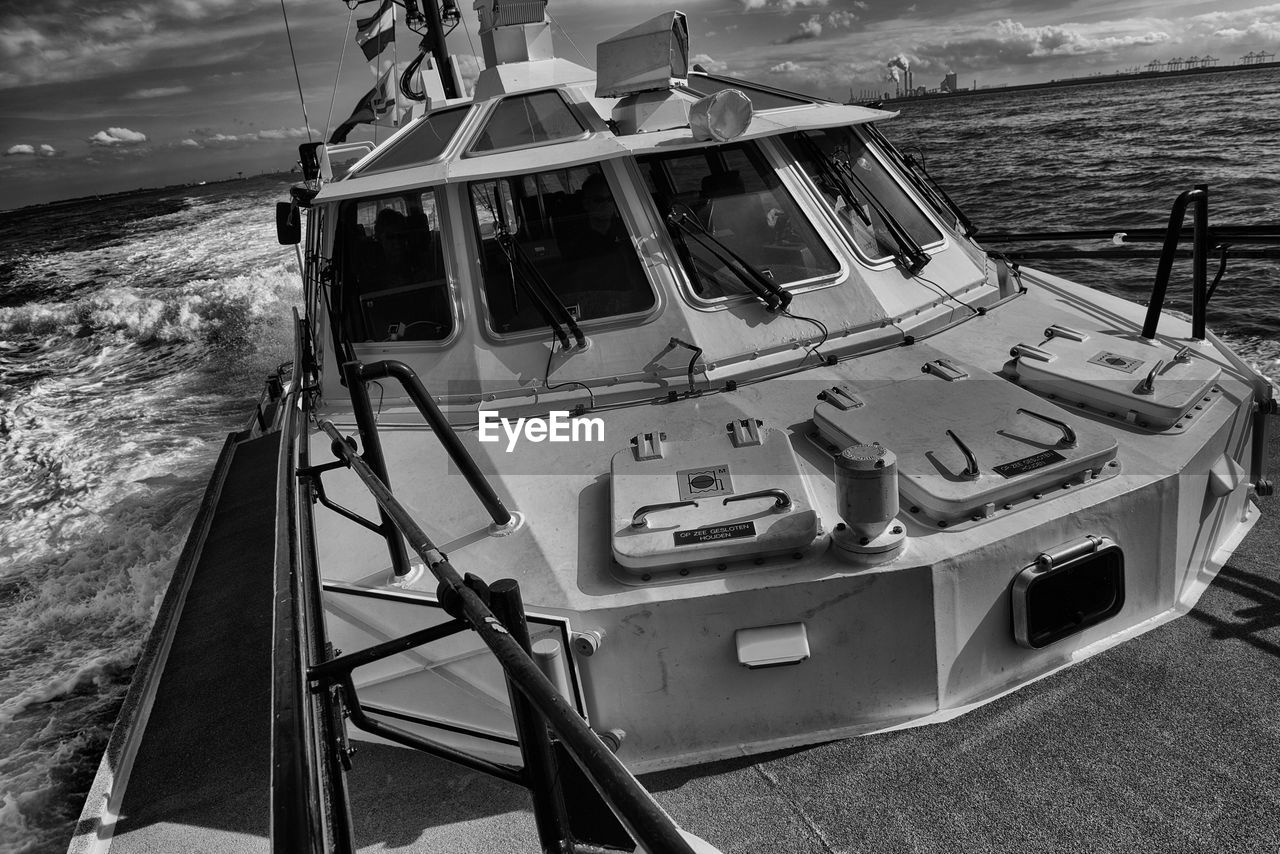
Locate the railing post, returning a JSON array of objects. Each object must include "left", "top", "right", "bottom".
[
  {"left": 1192, "top": 183, "right": 1209, "bottom": 340},
  {"left": 341, "top": 360, "right": 411, "bottom": 576},
  {"left": 488, "top": 579, "right": 574, "bottom": 853},
  {"left": 1141, "top": 189, "right": 1193, "bottom": 340}
]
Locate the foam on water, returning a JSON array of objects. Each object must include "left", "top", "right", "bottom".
[{"left": 0, "top": 177, "right": 301, "bottom": 853}]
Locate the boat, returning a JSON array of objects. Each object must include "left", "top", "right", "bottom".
[{"left": 71, "top": 1, "right": 1279, "bottom": 852}]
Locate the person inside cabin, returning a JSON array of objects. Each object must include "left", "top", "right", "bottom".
[{"left": 577, "top": 172, "right": 626, "bottom": 257}]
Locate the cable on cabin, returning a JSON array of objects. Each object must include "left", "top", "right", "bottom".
[
  {"left": 324, "top": 4, "right": 357, "bottom": 141},
  {"left": 280, "top": 0, "right": 313, "bottom": 143},
  {"left": 914, "top": 270, "right": 982, "bottom": 316},
  {"left": 543, "top": 335, "right": 597, "bottom": 409},
  {"left": 547, "top": 12, "right": 592, "bottom": 68},
  {"left": 780, "top": 309, "right": 830, "bottom": 365}
]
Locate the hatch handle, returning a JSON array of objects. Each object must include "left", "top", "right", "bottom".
[
  {"left": 1015, "top": 408, "right": 1077, "bottom": 447},
  {"left": 945, "top": 429, "right": 981, "bottom": 480},
  {"left": 723, "top": 489, "right": 792, "bottom": 511},
  {"left": 1172, "top": 345, "right": 1193, "bottom": 364},
  {"left": 1135, "top": 359, "right": 1165, "bottom": 395},
  {"left": 632, "top": 500, "right": 698, "bottom": 529}
]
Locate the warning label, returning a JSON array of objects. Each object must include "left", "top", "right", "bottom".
[{"left": 674, "top": 522, "right": 757, "bottom": 546}]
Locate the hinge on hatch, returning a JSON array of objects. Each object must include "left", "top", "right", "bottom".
[
  {"left": 727, "top": 418, "right": 764, "bottom": 448},
  {"left": 921, "top": 359, "right": 968, "bottom": 381},
  {"left": 1033, "top": 534, "right": 1106, "bottom": 570},
  {"left": 631, "top": 431, "right": 666, "bottom": 461},
  {"left": 816, "top": 384, "right": 864, "bottom": 411}
]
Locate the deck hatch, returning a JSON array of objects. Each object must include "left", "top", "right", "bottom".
[
  {"left": 610, "top": 423, "right": 821, "bottom": 576},
  {"left": 814, "top": 364, "right": 1118, "bottom": 524},
  {"left": 1011, "top": 537, "right": 1125, "bottom": 648},
  {"left": 1010, "top": 330, "right": 1221, "bottom": 429}
]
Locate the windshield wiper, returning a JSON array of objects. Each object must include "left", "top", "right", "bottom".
[
  {"left": 863, "top": 124, "right": 977, "bottom": 239},
  {"left": 666, "top": 205, "right": 792, "bottom": 313},
  {"left": 800, "top": 135, "right": 930, "bottom": 275},
  {"left": 495, "top": 232, "right": 586, "bottom": 349}
]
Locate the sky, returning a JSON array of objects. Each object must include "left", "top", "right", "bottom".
[{"left": 1, "top": 0, "right": 1278, "bottom": 209}]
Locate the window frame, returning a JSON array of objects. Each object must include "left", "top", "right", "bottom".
[
  {"left": 464, "top": 164, "right": 662, "bottom": 343},
  {"left": 463, "top": 89, "right": 592, "bottom": 159},
  {"left": 635, "top": 138, "right": 850, "bottom": 310},
  {"left": 785, "top": 125, "right": 949, "bottom": 269},
  {"left": 333, "top": 186, "right": 463, "bottom": 351}
]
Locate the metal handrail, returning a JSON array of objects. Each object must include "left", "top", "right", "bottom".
[
  {"left": 271, "top": 311, "right": 354, "bottom": 852},
  {"left": 314, "top": 417, "right": 699, "bottom": 854},
  {"left": 1143, "top": 184, "right": 1209, "bottom": 340},
  {"left": 980, "top": 185, "right": 1280, "bottom": 342},
  {"left": 338, "top": 358, "right": 514, "bottom": 578}
]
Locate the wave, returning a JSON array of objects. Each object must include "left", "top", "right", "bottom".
[{"left": 0, "top": 260, "right": 302, "bottom": 348}]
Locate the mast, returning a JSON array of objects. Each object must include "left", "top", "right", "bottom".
[{"left": 404, "top": 0, "right": 461, "bottom": 99}]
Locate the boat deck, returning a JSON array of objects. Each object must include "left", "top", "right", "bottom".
[{"left": 73, "top": 430, "right": 1278, "bottom": 853}]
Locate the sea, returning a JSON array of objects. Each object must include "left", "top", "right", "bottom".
[{"left": 1, "top": 67, "right": 1278, "bottom": 853}]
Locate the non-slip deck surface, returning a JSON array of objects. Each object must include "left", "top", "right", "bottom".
[{"left": 105, "top": 433, "right": 279, "bottom": 854}]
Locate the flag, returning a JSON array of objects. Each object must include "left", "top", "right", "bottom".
[
  {"left": 355, "top": 0, "right": 396, "bottom": 65},
  {"left": 329, "top": 67, "right": 399, "bottom": 144}
]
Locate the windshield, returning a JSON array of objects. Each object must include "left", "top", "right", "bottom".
[
  {"left": 785, "top": 127, "right": 942, "bottom": 263},
  {"left": 335, "top": 188, "right": 452, "bottom": 343},
  {"left": 638, "top": 142, "right": 839, "bottom": 301},
  {"left": 469, "top": 164, "right": 656, "bottom": 335}
]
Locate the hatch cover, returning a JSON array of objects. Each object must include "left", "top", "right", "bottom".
[
  {"left": 814, "top": 365, "right": 1118, "bottom": 524},
  {"left": 610, "top": 422, "right": 821, "bottom": 576}
]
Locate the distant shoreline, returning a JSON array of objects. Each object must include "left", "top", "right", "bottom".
[{"left": 862, "top": 60, "right": 1280, "bottom": 106}]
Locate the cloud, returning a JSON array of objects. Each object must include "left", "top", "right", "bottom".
[
  {"left": 691, "top": 53, "right": 729, "bottom": 73},
  {"left": 770, "top": 61, "right": 804, "bottom": 73},
  {"left": 126, "top": 85, "right": 192, "bottom": 99},
  {"left": 191, "top": 126, "right": 319, "bottom": 148},
  {"left": 989, "top": 19, "right": 1171, "bottom": 58},
  {"left": 776, "top": 9, "right": 859, "bottom": 43},
  {"left": 5, "top": 143, "right": 56, "bottom": 156},
  {"left": 739, "top": 0, "right": 829, "bottom": 10},
  {"left": 88, "top": 127, "right": 148, "bottom": 146}
]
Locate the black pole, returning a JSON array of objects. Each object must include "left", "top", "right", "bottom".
[
  {"left": 342, "top": 360, "right": 412, "bottom": 576},
  {"left": 355, "top": 360, "right": 513, "bottom": 529},
  {"left": 1141, "top": 189, "right": 1197, "bottom": 340},
  {"left": 1192, "top": 183, "right": 1209, "bottom": 340},
  {"left": 489, "top": 579, "right": 575, "bottom": 853},
  {"left": 424, "top": 0, "right": 459, "bottom": 99}
]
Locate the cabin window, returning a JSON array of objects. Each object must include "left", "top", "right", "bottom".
[
  {"left": 335, "top": 188, "right": 452, "bottom": 343},
  {"left": 638, "top": 141, "right": 839, "bottom": 301},
  {"left": 468, "top": 164, "right": 655, "bottom": 335},
  {"left": 784, "top": 127, "right": 942, "bottom": 263},
  {"left": 468, "top": 91, "right": 586, "bottom": 155},
  {"left": 350, "top": 106, "right": 470, "bottom": 176}
]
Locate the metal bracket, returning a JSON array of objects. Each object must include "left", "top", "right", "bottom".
[
  {"left": 816, "top": 384, "right": 864, "bottom": 411},
  {"left": 1044, "top": 325, "right": 1088, "bottom": 342},
  {"left": 727, "top": 418, "right": 764, "bottom": 448},
  {"left": 1135, "top": 359, "right": 1165, "bottom": 395},
  {"left": 921, "top": 358, "right": 969, "bottom": 381},
  {"left": 631, "top": 500, "right": 698, "bottom": 529},
  {"left": 1016, "top": 408, "right": 1078, "bottom": 447},
  {"left": 945, "top": 429, "right": 981, "bottom": 480},
  {"left": 631, "top": 431, "right": 666, "bottom": 461},
  {"left": 1034, "top": 534, "right": 1105, "bottom": 570},
  {"left": 723, "top": 489, "right": 791, "bottom": 511}
]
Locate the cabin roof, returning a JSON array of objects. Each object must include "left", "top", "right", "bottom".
[{"left": 314, "top": 73, "right": 894, "bottom": 204}]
